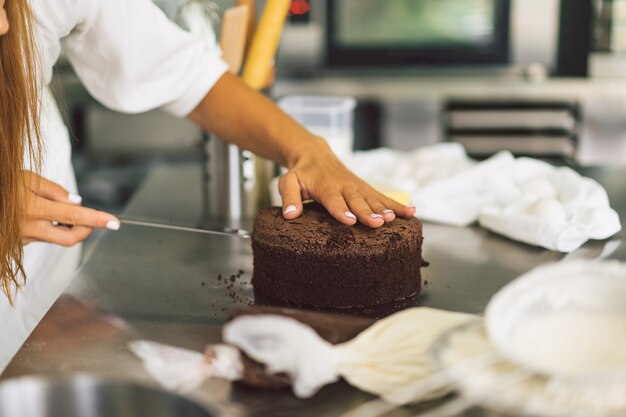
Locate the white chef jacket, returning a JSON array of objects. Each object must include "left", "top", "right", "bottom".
[{"left": 0, "top": 0, "right": 228, "bottom": 371}]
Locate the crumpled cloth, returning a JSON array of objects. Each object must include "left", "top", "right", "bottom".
[{"left": 344, "top": 143, "right": 621, "bottom": 252}]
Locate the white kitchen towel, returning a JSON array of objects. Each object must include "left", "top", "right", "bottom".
[{"left": 345, "top": 144, "right": 621, "bottom": 252}]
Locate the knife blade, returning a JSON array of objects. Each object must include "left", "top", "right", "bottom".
[{"left": 120, "top": 218, "right": 251, "bottom": 239}]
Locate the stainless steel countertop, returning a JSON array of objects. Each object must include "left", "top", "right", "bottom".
[{"left": 3, "top": 163, "right": 625, "bottom": 417}]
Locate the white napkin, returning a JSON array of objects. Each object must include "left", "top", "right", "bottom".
[
  {"left": 346, "top": 144, "right": 621, "bottom": 252},
  {"left": 129, "top": 341, "right": 241, "bottom": 392}
]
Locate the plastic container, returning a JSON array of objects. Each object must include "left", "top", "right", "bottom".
[{"left": 278, "top": 95, "right": 357, "bottom": 160}]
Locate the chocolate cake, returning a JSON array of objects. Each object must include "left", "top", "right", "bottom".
[{"left": 251, "top": 203, "right": 425, "bottom": 310}]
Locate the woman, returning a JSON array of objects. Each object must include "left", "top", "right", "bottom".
[{"left": 0, "top": 0, "right": 414, "bottom": 368}]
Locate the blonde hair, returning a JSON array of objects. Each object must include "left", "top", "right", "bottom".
[{"left": 0, "top": 0, "right": 41, "bottom": 302}]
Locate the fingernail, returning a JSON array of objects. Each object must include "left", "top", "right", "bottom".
[
  {"left": 382, "top": 209, "right": 393, "bottom": 214},
  {"left": 345, "top": 211, "right": 357, "bottom": 220},
  {"left": 371, "top": 214, "right": 383, "bottom": 219},
  {"left": 284, "top": 205, "right": 297, "bottom": 215},
  {"left": 106, "top": 220, "right": 121, "bottom": 231},
  {"left": 68, "top": 193, "right": 82, "bottom": 204}
]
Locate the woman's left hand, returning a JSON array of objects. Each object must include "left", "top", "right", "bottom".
[
  {"left": 20, "top": 171, "right": 120, "bottom": 247},
  {"left": 278, "top": 137, "right": 415, "bottom": 228}
]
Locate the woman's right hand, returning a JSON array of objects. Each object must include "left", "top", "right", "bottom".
[{"left": 21, "top": 171, "right": 121, "bottom": 247}]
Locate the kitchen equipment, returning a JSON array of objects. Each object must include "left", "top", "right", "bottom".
[
  {"left": 176, "top": 2, "right": 255, "bottom": 227},
  {"left": 241, "top": 0, "right": 291, "bottom": 90},
  {"left": 236, "top": 0, "right": 257, "bottom": 53},
  {"left": 186, "top": 0, "right": 291, "bottom": 228},
  {"left": 278, "top": 95, "right": 357, "bottom": 161},
  {"left": 0, "top": 375, "right": 217, "bottom": 417},
  {"left": 200, "top": 5, "right": 254, "bottom": 228},
  {"left": 238, "top": 0, "right": 292, "bottom": 214},
  {"left": 431, "top": 324, "right": 626, "bottom": 417},
  {"left": 485, "top": 260, "right": 626, "bottom": 379},
  {"left": 203, "top": 138, "right": 259, "bottom": 226},
  {"left": 424, "top": 261, "right": 626, "bottom": 417},
  {"left": 325, "top": 0, "right": 511, "bottom": 69},
  {"left": 444, "top": 100, "right": 580, "bottom": 160},
  {"left": 121, "top": 217, "right": 250, "bottom": 238},
  {"left": 219, "top": 5, "right": 249, "bottom": 73}
]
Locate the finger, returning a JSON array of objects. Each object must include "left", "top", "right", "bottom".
[
  {"left": 25, "top": 172, "right": 82, "bottom": 205},
  {"left": 32, "top": 198, "right": 120, "bottom": 230},
  {"left": 278, "top": 172, "right": 303, "bottom": 220},
  {"left": 377, "top": 194, "right": 416, "bottom": 218},
  {"left": 22, "top": 221, "right": 93, "bottom": 247},
  {"left": 343, "top": 189, "right": 385, "bottom": 228},
  {"left": 317, "top": 189, "right": 357, "bottom": 226},
  {"left": 365, "top": 195, "right": 396, "bottom": 223}
]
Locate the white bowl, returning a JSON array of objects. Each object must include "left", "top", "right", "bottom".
[{"left": 485, "top": 260, "right": 626, "bottom": 380}]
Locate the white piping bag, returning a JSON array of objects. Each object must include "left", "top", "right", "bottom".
[
  {"left": 224, "top": 308, "right": 475, "bottom": 402},
  {"left": 131, "top": 307, "right": 475, "bottom": 402}
]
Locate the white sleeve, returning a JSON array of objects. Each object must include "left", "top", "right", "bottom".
[{"left": 60, "top": 0, "right": 229, "bottom": 117}]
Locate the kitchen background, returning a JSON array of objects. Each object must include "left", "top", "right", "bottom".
[{"left": 53, "top": 0, "right": 626, "bottom": 218}]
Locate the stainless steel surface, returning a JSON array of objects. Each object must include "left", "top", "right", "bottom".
[
  {"left": 204, "top": 135, "right": 248, "bottom": 227},
  {"left": 2, "top": 162, "right": 625, "bottom": 417},
  {"left": 0, "top": 375, "right": 216, "bottom": 417},
  {"left": 120, "top": 217, "right": 250, "bottom": 238},
  {"left": 203, "top": 135, "right": 273, "bottom": 227}
]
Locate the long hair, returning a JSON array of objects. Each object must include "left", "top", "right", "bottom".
[{"left": 0, "top": 0, "right": 41, "bottom": 302}]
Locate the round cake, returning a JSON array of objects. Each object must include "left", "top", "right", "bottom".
[{"left": 251, "top": 204, "right": 425, "bottom": 310}]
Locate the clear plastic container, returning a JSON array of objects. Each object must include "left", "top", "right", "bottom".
[{"left": 278, "top": 95, "right": 357, "bottom": 160}]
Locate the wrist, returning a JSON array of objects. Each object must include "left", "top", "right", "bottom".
[{"left": 284, "top": 135, "right": 333, "bottom": 169}]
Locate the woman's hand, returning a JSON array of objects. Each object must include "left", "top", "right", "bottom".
[
  {"left": 279, "top": 137, "right": 415, "bottom": 228},
  {"left": 21, "top": 172, "right": 121, "bottom": 247},
  {"left": 187, "top": 73, "right": 414, "bottom": 227}
]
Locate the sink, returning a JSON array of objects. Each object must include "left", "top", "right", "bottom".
[{"left": 0, "top": 374, "right": 217, "bottom": 417}]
